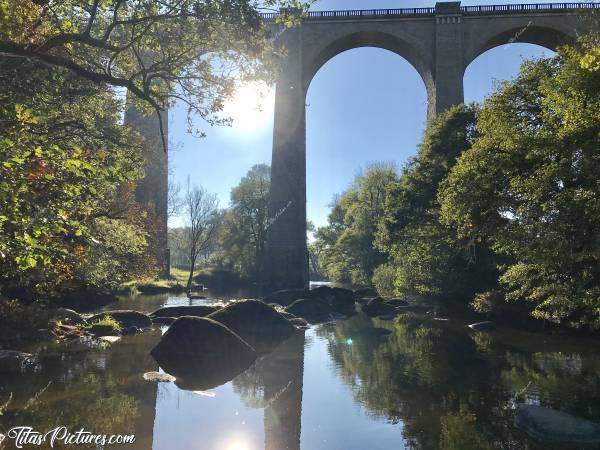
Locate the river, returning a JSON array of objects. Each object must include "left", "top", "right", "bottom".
[{"left": 1, "top": 292, "right": 599, "bottom": 449}]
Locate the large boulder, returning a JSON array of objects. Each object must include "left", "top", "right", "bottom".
[
  {"left": 207, "top": 300, "right": 296, "bottom": 351},
  {"left": 362, "top": 297, "right": 398, "bottom": 317},
  {"left": 88, "top": 310, "right": 152, "bottom": 329},
  {"left": 308, "top": 286, "right": 355, "bottom": 314},
  {"left": 514, "top": 404, "right": 600, "bottom": 446},
  {"left": 151, "top": 316, "right": 257, "bottom": 390},
  {"left": 263, "top": 289, "right": 309, "bottom": 306},
  {"left": 48, "top": 308, "right": 87, "bottom": 326},
  {"left": 353, "top": 287, "right": 378, "bottom": 300},
  {"left": 285, "top": 298, "right": 332, "bottom": 323},
  {"left": 150, "top": 305, "right": 218, "bottom": 318}
]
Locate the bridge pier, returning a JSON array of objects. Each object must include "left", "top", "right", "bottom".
[
  {"left": 433, "top": 1, "right": 465, "bottom": 114},
  {"left": 261, "top": 1, "right": 588, "bottom": 292},
  {"left": 263, "top": 27, "right": 309, "bottom": 292},
  {"left": 124, "top": 103, "right": 170, "bottom": 277}
]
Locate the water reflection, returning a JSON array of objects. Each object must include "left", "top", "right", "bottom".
[{"left": 2, "top": 294, "right": 600, "bottom": 450}]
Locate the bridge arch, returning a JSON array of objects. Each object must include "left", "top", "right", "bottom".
[
  {"left": 463, "top": 20, "right": 579, "bottom": 70},
  {"left": 302, "top": 31, "right": 435, "bottom": 110}
]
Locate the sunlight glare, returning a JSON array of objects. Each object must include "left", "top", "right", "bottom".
[
  {"left": 224, "top": 438, "right": 251, "bottom": 450},
  {"left": 223, "top": 82, "right": 275, "bottom": 132}
]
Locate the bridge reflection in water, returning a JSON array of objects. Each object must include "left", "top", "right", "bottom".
[{"left": 150, "top": 331, "right": 306, "bottom": 450}]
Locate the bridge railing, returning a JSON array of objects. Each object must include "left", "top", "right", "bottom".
[
  {"left": 462, "top": 2, "right": 600, "bottom": 14},
  {"left": 260, "top": 2, "right": 600, "bottom": 21}
]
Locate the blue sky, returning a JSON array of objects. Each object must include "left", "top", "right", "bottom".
[{"left": 169, "top": 0, "right": 555, "bottom": 228}]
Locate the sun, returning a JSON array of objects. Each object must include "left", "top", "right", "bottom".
[{"left": 223, "top": 82, "right": 275, "bottom": 131}]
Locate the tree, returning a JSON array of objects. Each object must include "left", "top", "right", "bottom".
[
  {"left": 313, "top": 163, "right": 398, "bottom": 286},
  {"left": 218, "top": 164, "right": 270, "bottom": 279},
  {"left": 0, "top": 0, "right": 313, "bottom": 147},
  {"left": 0, "top": 58, "right": 149, "bottom": 297},
  {"left": 374, "top": 105, "right": 496, "bottom": 302},
  {"left": 439, "top": 40, "right": 600, "bottom": 329},
  {"left": 181, "top": 179, "right": 219, "bottom": 289}
]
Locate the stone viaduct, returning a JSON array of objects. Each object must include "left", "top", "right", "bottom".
[{"left": 127, "top": 2, "right": 598, "bottom": 287}]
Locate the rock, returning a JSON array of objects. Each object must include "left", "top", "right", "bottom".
[
  {"left": 377, "top": 314, "right": 396, "bottom": 320},
  {"left": 353, "top": 287, "right": 379, "bottom": 300},
  {"left": 49, "top": 308, "right": 87, "bottom": 326},
  {"left": 385, "top": 298, "right": 409, "bottom": 307},
  {"left": 88, "top": 310, "right": 152, "bottom": 329},
  {"left": 208, "top": 300, "right": 296, "bottom": 350},
  {"left": 121, "top": 326, "right": 139, "bottom": 335},
  {"left": 355, "top": 297, "right": 373, "bottom": 305},
  {"left": 89, "top": 324, "right": 120, "bottom": 337},
  {"left": 278, "top": 311, "right": 297, "bottom": 320},
  {"left": 98, "top": 336, "right": 121, "bottom": 344},
  {"left": 289, "top": 317, "right": 310, "bottom": 328},
  {"left": 362, "top": 297, "right": 398, "bottom": 317},
  {"left": 151, "top": 316, "right": 176, "bottom": 326},
  {"left": 263, "top": 288, "right": 308, "bottom": 306},
  {"left": 285, "top": 298, "right": 332, "bottom": 323},
  {"left": 395, "top": 304, "right": 427, "bottom": 313},
  {"left": 514, "top": 404, "right": 600, "bottom": 446},
  {"left": 310, "top": 286, "right": 355, "bottom": 314},
  {"left": 151, "top": 316, "right": 257, "bottom": 390},
  {"left": 143, "top": 371, "right": 176, "bottom": 382},
  {"left": 0, "top": 350, "right": 35, "bottom": 373},
  {"left": 468, "top": 321, "right": 495, "bottom": 331},
  {"left": 150, "top": 305, "right": 218, "bottom": 318}
]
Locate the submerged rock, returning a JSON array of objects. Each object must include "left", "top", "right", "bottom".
[
  {"left": 362, "top": 297, "right": 397, "bottom": 317},
  {"left": 285, "top": 298, "right": 331, "bottom": 323},
  {"left": 468, "top": 321, "right": 495, "bottom": 331},
  {"left": 88, "top": 310, "right": 152, "bottom": 329},
  {"left": 151, "top": 316, "right": 256, "bottom": 390},
  {"left": 208, "top": 300, "right": 296, "bottom": 350},
  {"left": 150, "top": 305, "right": 218, "bottom": 318},
  {"left": 514, "top": 404, "right": 600, "bottom": 446}
]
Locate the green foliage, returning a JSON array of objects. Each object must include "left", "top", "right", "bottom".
[
  {"left": 439, "top": 40, "right": 600, "bottom": 329},
  {"left": 313, "top": 163, "right": 399, "bottom": 286},
  {"left": 216, "top": 164, "right": 270, "bottom": 279},
  {"left": 375, "top": 105, "right": 496, "bottom": 301},
  {"left": 0, "top": 59, "right": 148, "bottom": 296},
  {"left": 371, "top": 263, "right": 396, "bottom": 298},
  {"left": 0, "top": 0, "right": 314, "bottom": 143},
  {"left": 87, "top": 315, "right": 122, "bottom": 333}
]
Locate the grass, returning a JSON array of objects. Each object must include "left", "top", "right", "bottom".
[
  {"left": 115, "top": 267, "right": 197, "bottom": 296},
  {"left": 87, "top": 315, "right": 122, "bottom": 333}
]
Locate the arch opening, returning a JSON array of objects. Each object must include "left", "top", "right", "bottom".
[
  {"left": 305, "top": 46, "right": 428, "bottom": 230},
  {"left": 464, "top": 42, "right": 557, "bottom": 103},
  {"left": 302, "top": 31, "right": 434, "bottom": 102}
]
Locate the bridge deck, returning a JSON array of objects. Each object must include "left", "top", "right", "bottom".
[{"left": 260, "top": 2, "right": 600, "bottom": 21}]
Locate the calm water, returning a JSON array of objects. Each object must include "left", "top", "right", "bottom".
[{"left": 1, "top": 293, "right": 600, "bottom": 449}]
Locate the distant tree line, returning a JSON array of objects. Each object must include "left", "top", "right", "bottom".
[
  {"left": 168, "top": 164, "right": 272, "bottom": 285},
  {"left": 313, "top": 35, "right": 600, "bottom": 331}
]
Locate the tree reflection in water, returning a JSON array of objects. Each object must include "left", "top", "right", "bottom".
[{"left": 318, "top": 314, "right": 600, "bottom": 450}]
